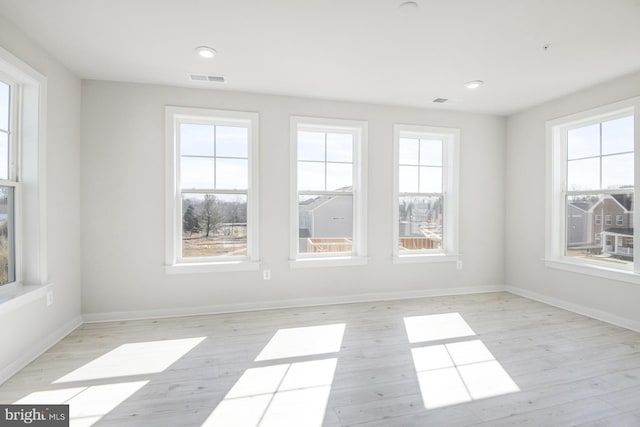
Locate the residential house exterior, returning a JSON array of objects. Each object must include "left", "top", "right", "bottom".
[{"left": 567, "top": 194, "right": 634, "bottom": 259}]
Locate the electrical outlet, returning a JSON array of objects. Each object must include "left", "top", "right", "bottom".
[
  {"left": 263, "top": 270, "right": 271, "bottom": 280},
  {"left": 456, "top": 260, "right": 463, "bottom": 270},
  {"left": 46, "top": 290, "right": 54, "bottom": 306}
]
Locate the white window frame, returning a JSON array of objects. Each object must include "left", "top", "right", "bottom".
[
  {"left": 392, "top": 124, "right": 459, "bottom": 264},
  {"left": 595, "top": 214, "right": 601, "bottom": 224},
  {"left": 164, "top": 106, "right": 260, "bottom": 274},
  {"left": 289, "top": 116, "right": 368, "bottom": 268},
  {"left": 617, "top": 215, "right": 623, "bottom": 225},
  {"left": 605, "top": 215, "right": 612, "bottom": 225},
  {"left": 546, "top": 96, "right": 640, "bottom": 284},
  {"left": 0, "top": 46, "right": 48, "bottom": 310}
]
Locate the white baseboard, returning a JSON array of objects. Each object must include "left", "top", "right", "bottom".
[
  {"left": 83, "top": 284, "right": 506, "bottom": 323},
  {"left": 505, "top": 285, "right": 640, "bottom": 333},
  {"left": 0, "top": 315, "right": 83, "bottom": 385}
]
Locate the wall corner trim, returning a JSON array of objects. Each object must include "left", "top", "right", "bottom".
[
  {"left": 505, "top": 285, "right": 640, "bottom": 333},
  {"left": 0, "top": 315, "right": 83, "bottom": 385}
]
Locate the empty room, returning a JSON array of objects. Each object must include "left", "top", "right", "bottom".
[{"left": 1, "top": 0, "right": 640, "bottom": 426}]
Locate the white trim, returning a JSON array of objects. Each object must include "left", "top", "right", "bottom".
[
  {"left": 164, "top": 260, "right": 260, "bottom": 274},
  {"left": 393, "top": 253, "right": 459, "bottom": 264},
  {"left": 0, "top": 315, "right": 82, "bottom": 385},
  {"left": 0, "top": 283, "right": 51, "bottom": 315},
  {"left": 289, "top": 116, "right": 368, "bottom": 262},
  {"left": 288, "top": 256, "right": 368, "bottom": 269},
  {"left": 506, "top": 285, "right": 640, "bottom": 333},
  {"left": 82, "top": 284, "right": 505, "bottom": 323},
  {"left": 546, "top": 96, "right": 639, "bottom": 277},
  {"left": 0, "top": 46, "right": 48, "bottom": 289},
  {"left": 392, "top": 124, "right": 460, "bottom": 258},
  {"left": 544, "top": 258, "right": 640, "bottom": 284},
  {"left": 164, "top": 106, "right": 259, "bottom": 271}
]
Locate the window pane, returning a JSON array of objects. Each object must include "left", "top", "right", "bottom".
[
  {"left": 298, "top": 194, "right": 352, "bottom": 254},
  {"left": 399, "top": 166, "right": 419, "bottom": 193},
  {"left": 298, "top": 161, "right": 325, "bottom": 191},
  {"left": 180, "top": 124, "right": 214, "bottom": 156},
  {"left": 420, "top": 167, "right": 442, "bottom": 193},
  {"left": 566, "top": 193, "right": 633, "bottom": 265},
  {"left": 298, "top": 131, "right": 325, "bottom": 161},
  {"left": 216, "top": 126, "right": 248, "bottom": 158},
  {"left": 602, "top": 153, "right": 633, "bottom": 190},
  {"left": 0, "top": 81, "right": 8, "bottom": 132},
  {"left": 0, "top": 132, "right": 8, "bottom": 181},
  {"left": 399, "top": 138, "right": 419, "bottom": 165},
  {"left": 326, "top": 133, "right": 352, "bottom": 162},
  {"left": 602, "top": 116, "right": 633, "bottom": 155},
  {"left": 0, "top": 186, "right": 15, "bottom": 285},
  {"left": 567, "top": 123, "right": 600, "bottom": 160},
  {"left": 216, "top": 158, "right": 248, "bottom": 190},
  {"left": 567, "top": 158, "right": 600, "bottom": 191},
  {"left": 420, "top": 139, "right": 442, "bottom": 166},
  {"left": 181, "top": 157, "right": 215, "bottom": 189},
  {"left": 182, "top": 193, "right": 247, "bottom": 258},
  {"left": 398, "top": 195, "right": 443, "bottom": 251},
  {"left": 326, "top": 162, "right": 352, "bottom": 191}
]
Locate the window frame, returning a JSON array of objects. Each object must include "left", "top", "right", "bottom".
[
  {"left": 289, "top": 116, "right": 368, "bottom": 268},
  {"left": 546, "top": 96, "right": 640, "bottom": 283},
  {"left": 0, "top": 46, "right": 47, "bottom": 305},
  {"left": 164, "top": 106, "right": 260, "bottom": 274},
  {"left": 392, "top": 124, "right": 460, "bottom": 263}
]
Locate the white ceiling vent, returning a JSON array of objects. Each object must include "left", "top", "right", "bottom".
[
  {"left": 188, "top": 73, "right": 225, "bottom": 83},
  {"left": 432, "top": 98, "right": 448, "bottom": 103}
]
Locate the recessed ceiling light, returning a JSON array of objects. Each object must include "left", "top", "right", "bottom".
[
  {"left": 195, "top": 46, "right": 217, "bottom": 59},
  {"left": 398, "top": 1, "right": 419, "bottom": 13},
  {"left": 464, "top": 80, "right": 484, "bottom": 89}
]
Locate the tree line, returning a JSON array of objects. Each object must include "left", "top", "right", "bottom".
[{"left": 183, "top": 195, "right": 247, "bottom": 237}]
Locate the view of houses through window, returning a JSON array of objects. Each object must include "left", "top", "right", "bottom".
[
  {"left": 398, "top": 137, "right": 444, "bottom": 252},
  {"left": 565, "top": 115, "right": 634, "bottom": 264},
  {"left": 297, "top": 129, "right": 354, "bottom": 254}
]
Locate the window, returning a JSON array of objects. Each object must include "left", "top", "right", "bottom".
[
  {"left": 165, "top": 107, "right": 259, "bottom": 273},
  {"left": 393, "top": 125, "right": 459, "bottom": 262},
  {"left": 547, "top": 97, "right": 639, "bottom": 281},
  {"left": 0, "top": 77, "right": 15, "bottom": 285},
  {"left": 290, "top": 117, "right": 367, "bottom": 266},
  {"left": 0, "top": 47, "right": 47, "bottom": 296}
]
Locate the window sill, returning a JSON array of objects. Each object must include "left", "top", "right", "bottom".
[
  {"left": 0, "top": 283, "right": 52, "bottom": 315},
  {"left": 164, "top": 261, "right": 260, "bottom": 274},
  {"left": 545, "top": 258, "right": 640, "bottom": 284},
  {"left": 393, "top": 253, "right": 458, "bottom": 264},
  {"left": 289, "top": 256, "right": 368, "bottom": 269}
]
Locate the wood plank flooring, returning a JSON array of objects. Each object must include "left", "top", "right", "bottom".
[{"left": 1, "top": 292, "right": 640, "bottom": 426}]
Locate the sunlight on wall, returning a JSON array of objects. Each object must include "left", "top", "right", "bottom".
[
  {"left": 15, "top": 381, "right": 149, "bottom": 427},
  {"left": 255, "top": 324, "right": 345, "bottom": 361},
  {"left": 54, "top": 337, "right": 206, "bottom": 383},
  {"left": 405, "top": 313, "right": 520, "bottom": 410},
  {"left": 403, "top": 313, "right": 476, "bottom": 344}
]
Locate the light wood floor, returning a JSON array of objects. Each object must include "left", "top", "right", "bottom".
[{"left": 2, "top": 292, "right": 640, "bottom": 426}]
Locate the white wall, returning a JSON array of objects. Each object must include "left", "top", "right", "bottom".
[
  {"left": 81, "top": 81, "right": 505, "bottom": 318},
  {"left": 505, "top": 70, "right": 640, "bottom": 327},
  {"left": 0, "top": 15, "right": 82, "bottom": 375}
]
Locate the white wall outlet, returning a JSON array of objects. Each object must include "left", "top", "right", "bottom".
[
  {"left": 263, "top": 270, "right": 271, "bottom": 280},
  {"left": 46, "top": 290, "right": 54, "bottom": 306},
  {"left": 456, "top": 260, "right": 463, "bottom": 270}
]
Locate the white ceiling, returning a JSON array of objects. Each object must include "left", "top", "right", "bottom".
[{"left": 1, "top": 0, "right": 640, "bottom": 115}]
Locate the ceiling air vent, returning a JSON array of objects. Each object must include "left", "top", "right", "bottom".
[
  {"left": 188, "top": 73, "right": 225, "bottom": 83},
  {"left": 432, "top": 98, "right": 448, "bottom": 103}
]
